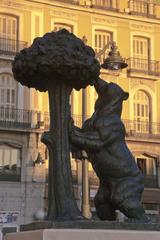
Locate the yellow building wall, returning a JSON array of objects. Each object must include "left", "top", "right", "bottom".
[{"left": 1, "top": 0, "right": 160, "bottom": 123}]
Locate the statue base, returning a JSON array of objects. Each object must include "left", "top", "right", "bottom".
[
  {"left": 19, "top": 220, "right": 160, "bottom": 232},
  {"left": 4, "top": 227, "right": 160, "bottom": 240}
]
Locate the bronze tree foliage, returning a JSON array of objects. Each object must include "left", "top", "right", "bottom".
[{"left": 12, "top": 29, "right": 100, "bottom": 91}]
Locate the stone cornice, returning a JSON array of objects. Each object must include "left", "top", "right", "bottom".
[{"left": 0, "top": 0, "right": 43, "bottom": 12}]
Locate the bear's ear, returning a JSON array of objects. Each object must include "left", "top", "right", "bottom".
[{"left": 123, "top": 92, "right": 129, "bottom": 100}]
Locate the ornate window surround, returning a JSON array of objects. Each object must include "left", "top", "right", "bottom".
[{"left": 129, "top": 84, "right": 156, "bottom": 123}]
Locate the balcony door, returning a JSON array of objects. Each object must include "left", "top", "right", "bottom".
[
  {"left": 94, "top": 30, "right": 113, "bottom": 64},
  {"left": 94, "top": 0, "right": 118, "bottom": 9},
  {"left": 0, "top": 14, "right": 18, "bottom": 53},
  {"left": 132, "top": 36, "right": 150, "bottom": 71},
  {"left": 0, "top": 74, "right": 17, "bottom": 121},
  {"left": 129, "top": 0, "right": 155, "bottom": 17},
  {"left": 133, "top": 90, "right": 151, "bottom": 133}
]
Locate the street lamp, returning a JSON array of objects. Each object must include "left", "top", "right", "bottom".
[
  {"left": 81, "top": 37, "right": 128, "bottom": 219},
  {"left": 96, "top": 41, "right": 128, "bottom": 75}
]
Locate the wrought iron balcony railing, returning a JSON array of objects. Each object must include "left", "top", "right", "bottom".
[
  {"left": 123, "top": 119, "right": 160, "bottom": 139},
  {"left": 127, "top": 58, "right": 160, "bottom": 76},
  {"left": 0, "top": 107, "right": 48, "bottom": 130},
  {"left": 0, "top": 38, "right": 27, "bottom": 57},
  {"left": 91, "top": 0, "right": 119, "bottom": 11},
  {"left": 128, "top": 0, "right": 156, "bottom": 18},
  {"left": 1, "top": 109, "right": 160, "bottom": 140}
]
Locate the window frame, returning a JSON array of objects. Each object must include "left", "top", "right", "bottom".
[
  {"left": 0, "top": 14, "right": 19, "bottom": 54},
  {"left": 0, "top": 143, "right": 21, "bottom": 182},
  {"left": 94, "top": 29, "right": 113, "bottom": 64},
  {"left": 133, "top": 89, "right": 151, "bottom": 133}
]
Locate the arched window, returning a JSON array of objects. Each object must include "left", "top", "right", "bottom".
[
  {"left": 0, "top": 14, "right": 18, "bottom": 53},
  {"left": 94, "top": 30, "right": 113, "bottom": 64},
  {"left": 0, "top": 74, "right": 17, "bottom": 108},
  {"left": 133, "top": 90, "right": 151, "bottom": 133},
  {"left": 0, "top": 144, "right": 21, "bottom": 181}
]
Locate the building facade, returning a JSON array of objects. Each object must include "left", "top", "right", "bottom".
[{"left": 0, "top": 0, "right": 160, "bottom": 235}]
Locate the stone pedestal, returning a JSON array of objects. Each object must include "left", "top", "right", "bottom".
[{"left": 4, "top": 229, "right": 160, "bottom": 240}]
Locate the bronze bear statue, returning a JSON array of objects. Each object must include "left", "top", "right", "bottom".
[{"left": 69, "top": 78, "right": 149, "bottom": 223}]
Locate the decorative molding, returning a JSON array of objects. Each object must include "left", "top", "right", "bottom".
[
  {"left": 0, "top": 0, "right": 42, "bottom": 11},
  {"left": 130, "top": 23, "right": 154, "bottom": 32},
  {"left": 92, "top": 17, "right": 117, "bottom": 26},
  {"left": 0, "top": 61, "right": 12, "bottom": 70},
  {"left": 0, "top": 140, "right": 22, "bottom": 149},
  {"left": 50, "top": 10, "right": 78, "bottom": 20},
  {"left": 155, "top": 26, "right": 160, "bottom": 32},
  {"left": 130, "top": 78, "right": 155, "bottom": 92}
]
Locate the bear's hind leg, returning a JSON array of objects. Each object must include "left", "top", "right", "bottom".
[
  {"left": 94, "top": 184, "right": 116, "bottom": 221},
  {"left": 118, "top": 198, "right": 150, "bottom": 223}
]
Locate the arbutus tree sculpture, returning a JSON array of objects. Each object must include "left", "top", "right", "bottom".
[{"left": 12, "top": 29, "right": 100, "bottom": 221}]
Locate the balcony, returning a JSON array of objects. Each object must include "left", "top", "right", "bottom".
[
  {"left": 127, "top": 58, "right": 160, "bottom": 77},
  {"left": 128, "top": 0, "right": 156, "bottom": 18},
  {"left": 91, "top": 0, "right": 119, "bottom": 11},
  {"left": 124, "top": 119, "right": 160, "bottom": 139},
  {"left": 0, "top": 107, "right": 48, "bottom": 131},
  {"left": 0, "top": 38, "right": 27, "bottom": 57},
  {"left": 1, "top": 109, "right": 160, "bottom": 140}
]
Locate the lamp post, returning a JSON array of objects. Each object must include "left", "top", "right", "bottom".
[
  {"left": 81, "top": 38, "right": 128, "bottom": 219},
  {"left": 81, "top": 35, "right": 92, "bottom": 219}
]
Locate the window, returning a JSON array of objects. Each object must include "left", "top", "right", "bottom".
[
  {"left": 132, "top": 36, "right": 150, "bottom": 71},
  {"left": 0, "top": 74, "right": 17, "bottom": 108},
  {"left": 0, "top": 74, "right": 17, "bottom": 121},
  {"left": 54, "top": 23, "right": 73, "bottom": 33},
  {"left": 94, "top": 30, "right": 113, "bottom": 64},
  {"left": 0, "top": 14, "right": 18, "bottom": 53},
  {"left": 129, "top": 0, "right": 155, "bottom": 17},
  {"left": 0, "top": 145, "right": 21, "bottom": 181},
  {"left": 136, "top": 155, "right": 158, "bottom": 188},
  {"left": 133, "top": 90, "right": 151, "bottom": 133},
  {"left": 137, "top": 158, "right": 147, "bottom": 175},
  {"left": 93, "top": 0, "right": 118, "bottom": 11}
]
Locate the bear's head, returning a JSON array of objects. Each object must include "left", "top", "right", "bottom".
[{"left": 94, "top": 78, "right": 129, "bottom": 116}]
